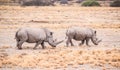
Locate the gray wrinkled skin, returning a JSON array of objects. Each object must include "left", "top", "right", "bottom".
[
  {"left": 15, "top": 28, "right": 62, "bottom": 49},
  {"left": 66, "top": 26, "right": 102, "bottom": 47}
]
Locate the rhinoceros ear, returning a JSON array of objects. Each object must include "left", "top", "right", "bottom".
[
  {"left": 94, "top": 30, "right": 97, "bottom": 34},
  {"left": 50, "top": 32, "right": 53, "bottom": 35}
]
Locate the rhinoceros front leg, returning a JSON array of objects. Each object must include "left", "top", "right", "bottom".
[
  {"left": 33, "top": 41, "right": 43, "bottom": 49},
  {"left": 79, "top": 40, "right": 85, "bottom": 46},
  {"left": 86, "top": 38, "right": 91, "bottom": 47},
  {"left": 41, "top": 41, "right": 45, "bottom": 49}
]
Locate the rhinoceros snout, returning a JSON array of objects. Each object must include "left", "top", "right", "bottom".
[{"left": 95, "top": 39, "right": 102, "bottom": 45}]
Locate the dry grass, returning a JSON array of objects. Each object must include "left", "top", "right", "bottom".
[
  {"left": 0, "top": 47, "right": 120, "bottom": 69},
  {"left": 0, "top": 6, "right": 120, "bottom": 30}
]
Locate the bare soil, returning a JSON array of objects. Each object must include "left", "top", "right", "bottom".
[{"left": 0, "top": 6, "right": 120, "bottom": 70}]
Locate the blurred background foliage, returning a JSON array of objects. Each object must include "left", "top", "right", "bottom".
[{"left": 0, "top": 0, "right": 119, "bottom": 7}]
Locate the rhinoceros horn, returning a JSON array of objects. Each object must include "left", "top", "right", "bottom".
[
  {"left": 96, "top": 39, "right": 102, "bottom": 44},
  {"left": 48, "top": 38, "right": 63, "bottom": 47},
  {"left": 54, "top": 40, "right": 64, "bottom": 46},
  {"left": 92, "top": 38, "right": 102, "bottom": 45}
]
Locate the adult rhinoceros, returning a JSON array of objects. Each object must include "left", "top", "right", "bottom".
[
  {"left": 66, "top": 26, "right": 102, "bottom": 47},
  {"left": 15, "top": 28, "right": 63, "bottom": 49}
]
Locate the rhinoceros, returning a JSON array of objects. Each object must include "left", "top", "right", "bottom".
[
  {"left": 66, "top": 26, "right": 102, "bottom": 47},
  {"left": 15, "top": 28, "right": 63, "bottom": 49}
]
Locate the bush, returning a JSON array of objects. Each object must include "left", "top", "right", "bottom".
[
  {"left": 60, "top": 0, "right": 68, "bottom": 4},
  {"left": 76, "top": 0, "right": 84, "bottom": 3},
  {"left": 110, "top": 0, "right": 120, "bottom": 7},
  {"left": 20, "top": 0, "right": 54, "bottom": 6},
  {"left": 81, "top": 0, "right": 100, "bottom": 6}
]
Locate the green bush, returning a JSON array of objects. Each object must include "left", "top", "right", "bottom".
[
  {"left": 81, "top": 0, "right": 100, "bottom": 6},
  {"left": 110, "top": 0, "right": 120, "bottom": 7}
]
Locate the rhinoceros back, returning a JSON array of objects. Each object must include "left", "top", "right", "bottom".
[
  {"left": 16, "top": 28, "right": 47, "bottom": 43},
  {"left": 66, "top": 26, "right": 94, "bottom": 40},
  {"left": 26, "top": 28, "right": 47, "bottom": 43}
]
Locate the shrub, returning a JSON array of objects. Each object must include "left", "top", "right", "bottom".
[
  {"left": 110, "top": 0, "right": 120, "bottom": 7},
  {"left": 76, "top": 0, "right": 84, "bottom": 3},
  {"left": 20, "top": 0, "right": 54, "bottom": 6},
  {"left": 81, "top": 0, "right": 100, "bottom": 6},
  {"left": 60, "top": 0, "right": 68, "bottom": 4}
]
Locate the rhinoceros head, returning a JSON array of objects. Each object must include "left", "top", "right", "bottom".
[
  {"left": 91, "top": 31, "right": 102, "bottom": 45},
  {"left": 48, "top": 38, "right": 63, "bottom": 47},
  {"left": 44, "top": 28, "right": 63, "bottom": 47}
]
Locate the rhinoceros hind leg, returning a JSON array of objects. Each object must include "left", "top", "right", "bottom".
[
  {"left": 66, "top": 38, "right": 70, "bottom": 47},
  {"left": 17, "top": 40, "right": 25, "bottom": 50}
]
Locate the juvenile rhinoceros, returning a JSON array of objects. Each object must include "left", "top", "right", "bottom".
[
  {"left": 15, "top": 28, "right": 63, "bottom": 49},
  {"left": 66, "top": 26, "right": 102, "bottom": 47}
]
